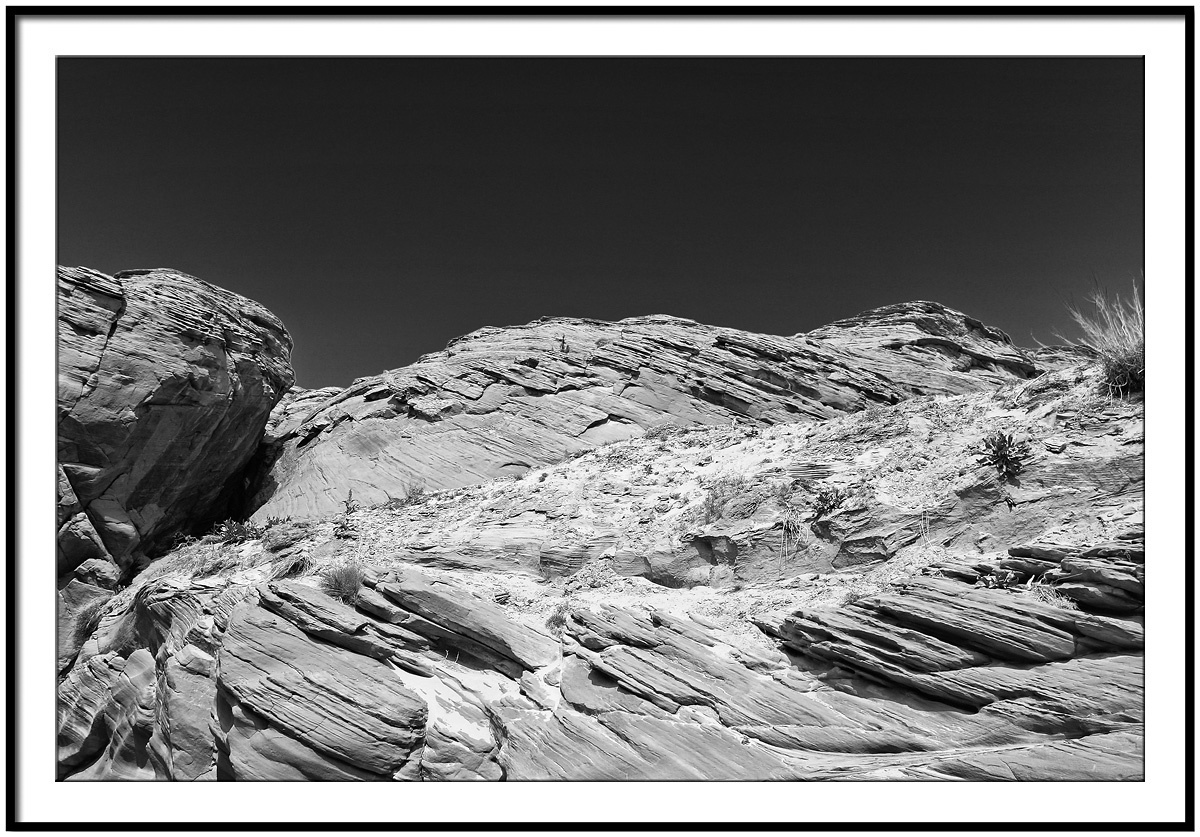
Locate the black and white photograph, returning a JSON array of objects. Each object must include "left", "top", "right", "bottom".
[{"left": 10, "top": 8, "right": 1192, "bottom": 830}]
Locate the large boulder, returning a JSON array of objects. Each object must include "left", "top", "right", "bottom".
[
  {"left": 248, "top": 303, "right": 1038, "bottom": 520},
  {"left": 57, "top": 266, "right": 293, "bottom": 580}
]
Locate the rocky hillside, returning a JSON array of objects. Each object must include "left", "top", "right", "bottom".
[
  {"left": 58, "top": 324, "right": 1144, "bottom": 781},
  {"left": 245, "top": 302, "right": 1039, "bottom": 522}
]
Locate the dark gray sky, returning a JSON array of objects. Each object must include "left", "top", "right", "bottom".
[{"left": 57, "top": 58, "right": 1144, "bottom": 388}]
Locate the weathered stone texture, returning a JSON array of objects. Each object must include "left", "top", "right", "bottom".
[{"left": 57, "top": 266, "right": 294, "bottom": 578}]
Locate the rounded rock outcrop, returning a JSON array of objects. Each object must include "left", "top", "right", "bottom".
[{"left": 57, "top": 266, "right": 294, "bottom": 583}]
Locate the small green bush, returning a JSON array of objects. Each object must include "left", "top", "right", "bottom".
[
  {"left": 973, "top": 431, "right": 1031, "bottom": 481},
  {"left": 320, "top": 562, "right": 366, "bottom": 604}
]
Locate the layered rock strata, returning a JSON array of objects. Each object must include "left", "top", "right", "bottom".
[
  {"left": 58, "top": 527, "right": 1142, "bottom": 780},
  {"left": 249, "top": 303, "right": 1037, "bottom": 521}
]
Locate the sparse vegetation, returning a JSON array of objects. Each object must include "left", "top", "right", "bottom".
[
  {"left": 703, "top": 473, "right": 749, "bottom": 523},
  {"left": 205, "top": 518, "right": 263, "bottom": 545},
  {"left": 167, "top": 531, "right": 198, "bottom": 551},
  {"left": 545, "top": 600, "right": 571, "bottom": 636},
  {"left": 809, "top": 485, "right": 848, "bottom": 523},
  {"left": 72, "top": 598, "right": 109, "bottom": 646},
  {"left": 1060, "top": 279, "right": 1144, "bottom": 397},
  {"left": 839, "top": 589, "right": 868, "bottom": 607},
  {"left": 978, "top": 569, "right": 1020, "bottom": 590},
  {"left": 334, "top": 490, "right": 359, "bottom": 539},
  {"left": 777, "top": 502, "right": 806, "bottom": 571},
  {"left": 262, "top": 521, "right": 311, "bottom": 553},
  {"left": 382, "top": 480, "right": 428, "bottom": 512},
  {"left": 320, "top": 561, "right": 366, "bottom": 604},
  {"left": 973, "top": 431, "right": 1031, "bottom": 481},
  {"left": 770, "top": 479, "right": 795, "bottom": 505},
  {"left": 194, "top": 545, "right": 241, "bottom": 577},
  {"left": 644, "top": 421, "right": 682, "bottom": 440},
  {"left": 1026, "top": 582, "right": 1080, "bottom": 611},
  {"left": 269, "top": 551, "right": 312, "bottom": 581}
]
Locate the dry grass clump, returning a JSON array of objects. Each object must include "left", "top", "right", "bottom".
[
  {"left": 1061, "top": 280, "right": 1144, "bottom": 397},
  {"left": 269, "top": 551, "right": 312, "bottom": 581},
  {"left": 380, "top": 481, "right": 428, "bottom": 511},
  {"left": 136, "top": 541, "right": 243, "bottom": 583},
  {"left": 320, "top": 561, "right": 366, "bottom": 604},
  {"left": 703, "top": 473, "right": 750, "bottom": 523},
  {"left": 71, "top": 598, "right": 110, "bottom": 646},
  {"left": 643, "top": 421, "right": 683, "bottom": 440},
  {"left": 194, "top": 545, "right": 244, "bottom": 577},
  {"left": 262, "top": 521, "right": 312, "bottom": 553},
  {"left": 1025, "top": 582, "right": 1080, "bottom": 611}
]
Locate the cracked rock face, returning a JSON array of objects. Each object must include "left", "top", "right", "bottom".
[
  {"left": 248, "top": 304, "right": 1037, "bottom": 521},
  {"left": 56, "top": 266, "right": 294, "bottom": 584}
]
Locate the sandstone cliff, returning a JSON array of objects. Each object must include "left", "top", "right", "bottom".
[
  {"left": 246, "top": 303, "right": 1038, "bottom": 522},
  {"left": 58, "top": 342, "right": 1143, "bottom": 780}
]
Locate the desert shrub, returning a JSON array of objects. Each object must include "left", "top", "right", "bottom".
[
  {"left": 320, "top": 562, "right": 366, "bottom": 604},
  {"left": 334, "top": 490, "right": 359, "bottom": 539},
  {"left": 205, "top": 519, "right": 263, "bottom": 545},
  {"left": 644, "top": 421, "right": 681, "bottom": 440},
  {"left": 167, "top": 531, "right": 198, "bottom": 551},
  {"left": 973, "top": 431, "right": 1032, "bottom": 481},
  {"left": 545, "top": 600, "right": 571, "bottom": 636},
  {"left": 839, "top": 589, "right": 868, "bottom": 607},
  {"left": 382, "top": 481, "right": 427, "bottom": 511},
  {"left": 703, "top": 473, "right": 749, "bottom": 523},
  {"left": 72, "top": 598, "right": 109, "bottom": 646},
  {"left": 1061, "top": 280, "right": 1144, "bottom": 397},
  {"left": 771, "top": 480, "right": 795, "bottom": 506},
  {"left": 263, "top": 515, "right": 292, "bottom": 528},
  {"left": 809, "top": 486, "right": 848, "bottom": 522}
]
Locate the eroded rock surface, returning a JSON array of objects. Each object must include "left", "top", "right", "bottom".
[
  {"left": 59, "top": 527, "right": 1142, "bottom": 780},
  {"left": 57, "top": 266, "right": 294, "bottom": 583},
  {"left": 57, "top": 293, "right": 1145, "bottom": 783},
  {"left": 248, "top": 303, "right": 1037, "bottom": 521}
]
